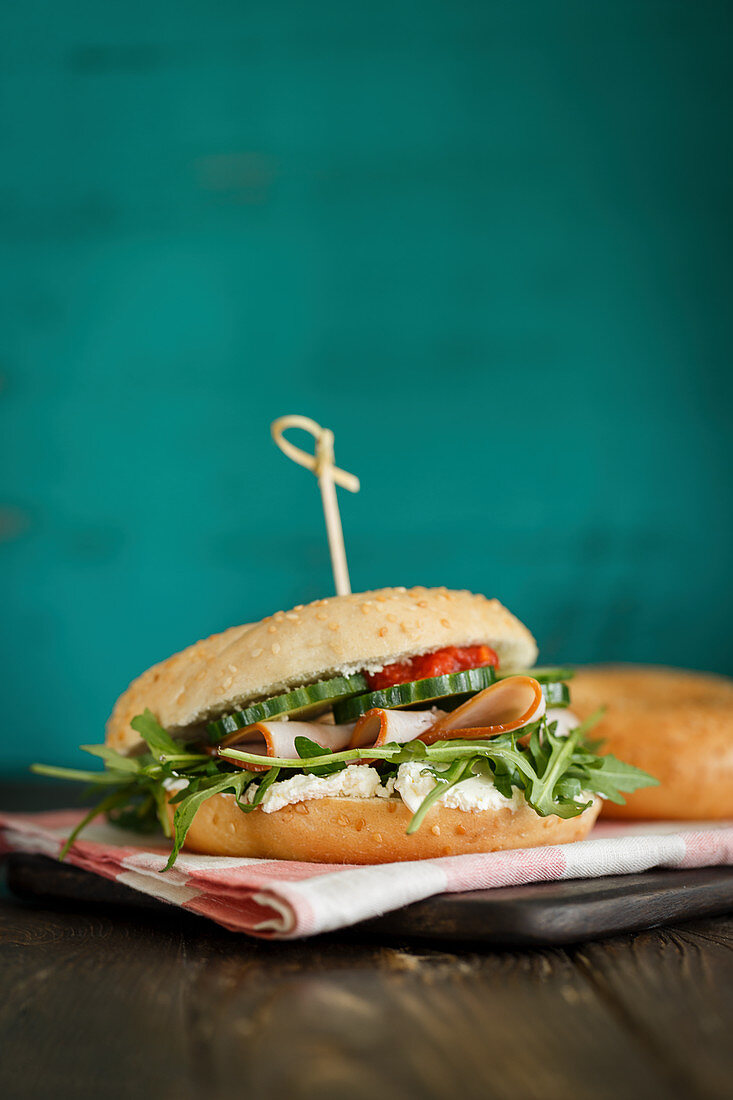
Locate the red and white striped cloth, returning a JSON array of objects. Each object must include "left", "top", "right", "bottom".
[{"left": 1, "top": 809, "right": 732, "bottom": 939}]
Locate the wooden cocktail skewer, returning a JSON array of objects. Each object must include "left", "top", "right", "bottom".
[{"left": 271, "top": 415, "right": 360, "bottom": 596}]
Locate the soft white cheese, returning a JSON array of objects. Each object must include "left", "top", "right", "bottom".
[
  {"left": 246, "top": 765, "right": 388, "bottom": 814},
  {"left": 162, "top": 777, "right": 189, "bottom": 793},
  {"left": 376, "top": 775, "right": 396, "bottom": 799},
  {"left": 237, "top": 762, "right": 526, "bottom": 816},
  {"left": 546, "top": 707, "right": 580, "bottom": 738},
  {"left": 393, "top": 761, "right": 526, "bottom": 814}
]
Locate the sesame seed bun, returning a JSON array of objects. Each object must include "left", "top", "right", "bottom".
[
  {"left": 107, "top": 587, "right": 538, "bottom": 754},
  {"left": 571, "top": 664, "right": 733, "bottom": 820},
  {"left": 173, "top": 791, "right": 600, "bottom": 863}
]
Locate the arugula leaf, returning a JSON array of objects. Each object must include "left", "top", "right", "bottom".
[
  {"left": 166, "top": 771, "right": 252, "bottom": 869},
  {"left": 294, "top": 736, "right": 347, "bottom": 777},
  {"left": 79, "top": 744, "right": 141, "bottom": 774},
  {"left": 130, "top": 709, "right": 180, "bottom": 758},
  {"left": 472, "top": 756, "right": 519, "bottom": 799},
  {"left": 58, "top": 784, "right": 139, "bottom": 859},
  {"left": 527, "top": 721, "right": 551, "bottom": 774},
  {"left": 576, "top": 753, "right": 658, "bottom": 804},
  {"left": 522, "top": 718, "right": 596, "bottom": 817},
  {"left": 30, "top": 763, "right": 126, "bottom": 785},
  {"left": 394, "top": 739, "right": 429, "bottom": 762},
  {"left": 152, "top": 782, "right": 174, "bottom": 838},
  {"left": 406, "top": 757, "right": 475, "bottom": 835},
  {"left": 554, "top": 775, "right": 586, "bottom": 802},
  {"left": 239, "top": 767, "right": 281, "bottom": 813}
]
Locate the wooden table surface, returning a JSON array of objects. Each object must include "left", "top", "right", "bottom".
[{"left": 2, "top": 785, "right": 732, "bottom": 1100}]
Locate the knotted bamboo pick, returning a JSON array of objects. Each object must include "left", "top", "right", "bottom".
[{"left": 271, "top": 415, "right": 360, "bottom": 596}]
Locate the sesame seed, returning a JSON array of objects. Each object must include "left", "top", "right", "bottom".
[
  {"left": 361, "top": 605, "right": 371, "bottom": 615},
  {"left": 456, "top": 824, "right": 467, "bottom": 835},
  {"left": 376, "top": 595, "right": 387, "bottom": 603},
  {"left": 355, "top": 818, "right": 366, "bottom": 832},
  {"left": 294, "top": 803, "right": 309, "bottom": 815},
  {"left": 336, "top": 814, "right": 350, "bottom": 827},
  {"left": 316, "top": 611, "right": 328, "bottom": 621},
  {"left": 267, "top": 624, "right": 277, "bottom": 634},
  {"left": 374, "top": 833, "right": 383, "bottom": 843},
  {"left": 387, "top": 802, "right": 397, "bottom": 814},
  {"left": 418, "top": 600, "right": 428, "bottom": 608},
  {"left": 271, "top": 643, "right": 281, "bottom": 655},
  {"left": 400, "top": 622, "right": 410, "bottom": 632},
  {"left": 285, "top": 613, "right": 299, "bottom": 621},
  {"left": 228, "top": 664, "right": 237, "bottom": 673},
  {"left": 328, "top": 622, "right": 340, "bottom": 632},
  {"left": 222, "top": 675, "right": 233, "bottom": 689},
  {"left": 294, "top": 604, "right": 304, "bottom": 611},
  {"left": 441, "top": 618, "right": 450, "bottom": 628},
  {"left": 431, "top": 825, "right": 441, "bottom": 836},
  {"left": 378, "top": 627, "right": 388, "bottom": 637},
  {"left": 386, "top": 613, "right": 397, "bottom": 622},
  {"left": 251, "top": 649, "right": 263, "bottom": 658}
]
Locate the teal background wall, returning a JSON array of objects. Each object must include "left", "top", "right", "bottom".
[{"left": 1, "top": 2, "right": 731, "bottom": 770}]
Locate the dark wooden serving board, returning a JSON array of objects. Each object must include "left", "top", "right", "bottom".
[{"left": 5, "top": 853, "right": 733, "bottom": 946}]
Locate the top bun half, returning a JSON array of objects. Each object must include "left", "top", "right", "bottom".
[{"left": 106, "top": 587, "right": 538, "bottom": 754}]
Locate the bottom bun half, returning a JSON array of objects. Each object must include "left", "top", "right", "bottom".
[{"left": 172, "top": 793, "right": 601, "bottom": 863}]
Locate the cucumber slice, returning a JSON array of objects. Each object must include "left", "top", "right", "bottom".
[
  {"left": 542, "top": 681, "right": 570, "bottom": 707},
  {"left": 331, "top": 667, "right": 497, "bottom": 723},
  {"left": 207, "top": 674, "right": 369, "bottom": 742},
  {"left": 333, "top": 671, "right": 570, "bottom": 723},
  {"left": 497, "top": 666, "right": 575, "bottom": 683}
]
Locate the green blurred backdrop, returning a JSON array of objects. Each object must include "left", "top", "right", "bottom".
[{"left": 1, "top": 2, "right": 731, "bottom": 770}]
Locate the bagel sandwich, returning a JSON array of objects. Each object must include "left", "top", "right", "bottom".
[
  {"left": 571, "top": 664, "right": 733, "bottom": 820},
  {"left": 34, "top": 587, "right": 656, "bottom": 865}
]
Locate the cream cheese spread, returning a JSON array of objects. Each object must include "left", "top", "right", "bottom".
[
  {"left": 243, "top": 765, "right": 389, "bottom": 813},
  {"left": 393, "top": 761, "right": 526, "bottom": 814},
  {"left": 546, "top": 707, "right": 580, "bottom": 737},
  {"left": 245, "top": 761, "right": 527, "bottom": 815},
  {"left": 162, "top": 777, "right": 189, "bottom": 793}
]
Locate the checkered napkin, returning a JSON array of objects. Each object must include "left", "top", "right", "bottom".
[{"left": 1, "top": 809, "right": 732, "bottom": 939}]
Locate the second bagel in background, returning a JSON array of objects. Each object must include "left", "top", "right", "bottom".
[{"left": 571, "top": 665, "right": 733, "bottom": 820}]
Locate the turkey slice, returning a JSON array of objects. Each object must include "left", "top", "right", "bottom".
[
  {"left": 420, "top": 676, "right": 545, "bottom": 744},
  {"left": 218, "top": 720, "right": 355, "bottom": 771},
  {"left": 349, "top": 707, "right": 443, "bottom": 750}
]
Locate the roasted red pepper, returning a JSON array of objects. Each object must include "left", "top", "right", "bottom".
[{"left": 366, "top": 644, "right": 499, "bottom": 690}]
